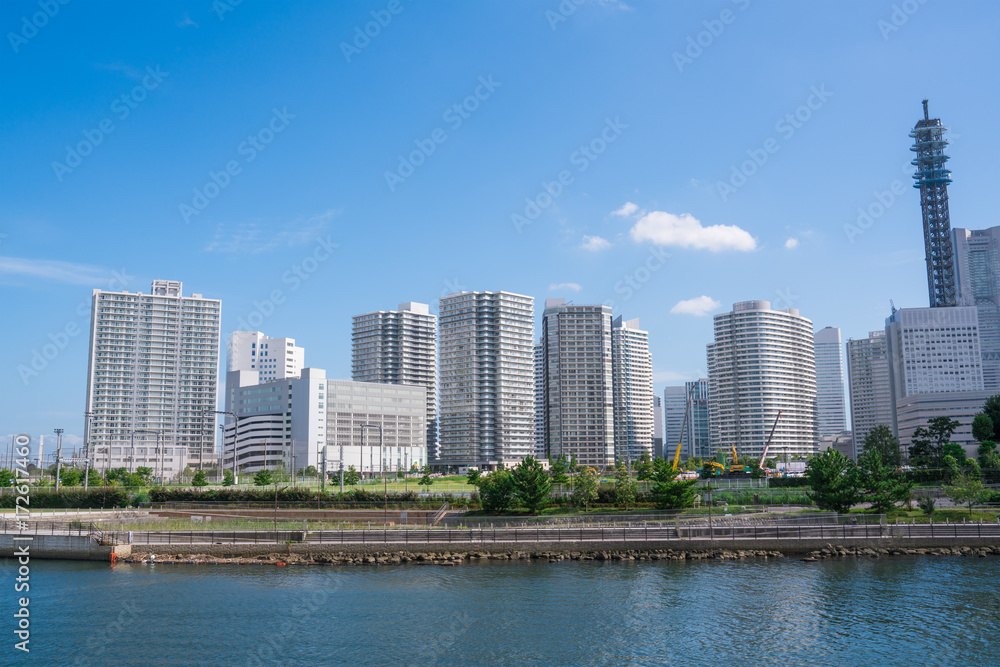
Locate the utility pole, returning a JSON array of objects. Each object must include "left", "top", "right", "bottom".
[
  {"left": 338, "top": 444, "right": 344, "bottom": 493},
  {"left": 83, "top": 412, "right": 94, "bottom": 491},
  {"left": 53, "top": 428, "right": 64, "bottom": 491}
]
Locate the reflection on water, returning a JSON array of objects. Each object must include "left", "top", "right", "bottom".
[{"left": 4, "top": 556, "right": 999, "bottom": 666}]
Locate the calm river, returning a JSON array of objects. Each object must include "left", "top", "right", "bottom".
[{"left": 3, "top": 556, "right": 999, "bottom": 666}]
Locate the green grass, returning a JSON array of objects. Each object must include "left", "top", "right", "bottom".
[{"left": 889, "top": 508, "right": 999, "bottom": 523}]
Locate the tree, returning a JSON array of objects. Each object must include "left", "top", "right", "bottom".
[
  {"left": 973, "top": 413, "right": 994, "bottom": 443},
  {"left": 65, "top": 468, "right": 85, "bottom": 486},
  {"left": 942, "top": 443, "right": 966, "bottom": 464},
  {"left": 571, "top": 468, "right": 599, "bottom": 509},
  {"left": 569, "top": 454, "right": 579, "bottom": 474},
  {"left": 685, "top": 457, "right": 703, "bottom": 472},
  {"left": 87, "top": 469, "right": 103, "bottom": 487},
  {"left": 857, "top": 448, "right": 912, "bottom": 514},
  {"left": 764, "top": 458, "right": 777, "bottom": 470},
  {"left": 254, "top": 469, "right": 273, "bottom": 486},
  {"left": 862, "top": 425, "right": 902, "bottom": 468},
  {"left": 344, "top": 466, "right": 361, "bottom": 486},
  {"left": 635, "top": 452, "right": 654, "bottom": 481},
  {"left": 135, "top": 466, "right": 153, "bottom": 485},
  {"left": 479, "top": 470, "right": 515, "bottom": 513},
  {"left": 805, "top": 449, "right": 860, "bottom": 514},
  {"left": 222, "top": 469, "right": 234, "bottom": 486},
  {"left": 613, "top": 463, "right": 637, "bottom": 511},
  {"left": 549, "top": 455, "right": 570, "bottom": 485},
  {"left": 941, "top": 454, "right": 959, "bottom": 484},
  {"left": 650, "top": 459, "right": 697, "bottom": 510},
  {"left": 304, "top": 465, "right": 318, "bottom": 477},
  {"left": 909, "top": 417, "right": 961, "bottom": 467},
  {"left": 511, "top": 456, "right": 551, "bottom": 514},
  {"left": 982, "top": 393, "right": 1000, "bottom": 441},
  {"left": 466, "top": 468, "right": 482, "bottom": 486},
  {"left": 981, "top": 448, "right": 1000, "bottom": 485},
  {"left": 418, "top": 467, "right": 433, "bottom": 488},
  {"left": 192, "top": 470, "right": 208, "bottom": 487},
  {"left": 977, "top": 439, "right": 997, "bottom": 461},
  {"left": 0, "top": 469, "right": 13, "bottom": 487},
  {"left": 944, "top": 463, "right": 990, "bottom": 517}
]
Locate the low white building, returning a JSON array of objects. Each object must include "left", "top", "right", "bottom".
[
  {"left": 224, "top": 369, "right": 428, "bottom": 477},
  {"left": 323, "top": 380, "right": 427, "bottom": 476},
  {"left": 895, "top": 391, "right": 992, "bottom": 459},
  {"left": 224, "top": 367, "right": 327, "bottom": 475}
]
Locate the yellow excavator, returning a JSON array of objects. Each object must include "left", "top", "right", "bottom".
[{"left": 728, "top": 443, "right": 744, "bottom": 473}]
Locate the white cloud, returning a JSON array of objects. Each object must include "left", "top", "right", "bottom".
[
  {"left": 0, "top": 256, "right": 113, "bottom": 286},
  {"left": 205, "top": 209, "right": 338, "bottom": 254},
  {"left": 629, "top": 210, "right": 756, "bottom": 252},
  {"left": 784, "top": 237, "right": 799, "bottom": 249},
  {"left": 580, "top": 235, "right": 612, "bottom": 252},
  {"left": 549, "top": 282, "right": 582, "bottom": 292},
  {"left": 670, "top": 295, "right": 721, "bottom": 317},
  {"left": 611, "top": 202, "right": 638, "bottom": 217}
]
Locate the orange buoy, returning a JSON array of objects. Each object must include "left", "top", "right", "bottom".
[{"left": 276, "top": 562, "right": 286, "bottom": 566}]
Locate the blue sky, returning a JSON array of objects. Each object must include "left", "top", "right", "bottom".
[{"left": 2, "top": 0, "right": 999, "bottom": 452}]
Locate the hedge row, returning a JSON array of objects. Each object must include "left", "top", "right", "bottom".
[
  {"left": 0, "top": 488, "right": 130, "bottom": 509},
  {"left": 147, "top": 487, "right": 479, "bottom": 505},
  {"left": 767, "top": 477, "right": 810, "bottom": 488}
]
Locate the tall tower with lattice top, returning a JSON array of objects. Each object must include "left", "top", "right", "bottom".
[{"left": 910, "top": 99, "right": 956, "bottom": 307}]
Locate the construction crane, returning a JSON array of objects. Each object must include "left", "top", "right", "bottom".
[
  {"left": 672, "top": 384, "right": 697, "bottom": 470},
  {"left": 756, "top": 411, "right": 782, "bottom": 470}
]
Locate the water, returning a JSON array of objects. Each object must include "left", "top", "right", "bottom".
[{"left": 4, "top": 556, "right": 999, "bottom": 666}]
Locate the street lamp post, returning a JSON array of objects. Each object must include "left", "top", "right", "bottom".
[
  {"left": 53, "top": 428, "right": 64, "bottom": 492},
  {"left": 133, "top": 430, "right": 164, "bottom": 485},
  {"left": 203, "top": 410, "right": 239, "bottom": 485},
  {"left": 218, "top": 425, "right": 225, "bottom": 483},
  {"left": 360, "top": 424, "right": 385, "bottom": 525}
]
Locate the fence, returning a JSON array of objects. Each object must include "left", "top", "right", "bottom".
[{"left": 6, "top": 512, "right": 1000, "bottom": 547}]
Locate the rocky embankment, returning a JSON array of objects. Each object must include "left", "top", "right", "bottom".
[
  {"left": 802, "top": 544, "right": 1000, "bottom": 561},
  {"left": 122, "top": 547, "right": 784, "bottom": 566}
]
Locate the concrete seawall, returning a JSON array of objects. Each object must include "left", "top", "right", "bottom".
[
  {"left": 1, "top": 535, "right": 131, "bottom": 561},
  {"left": 127, "top": 536, "right": 1000, "bottom": 563}
]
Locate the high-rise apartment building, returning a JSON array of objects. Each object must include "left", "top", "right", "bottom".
[
  {"left": 611, "top": 317, "right": 653, "bottom": 464},
  {"left": 652, "top": 395, "right": 664, "bottom": 459},
  {"left": 84, "top": 280, "right": 221, "bottom": 477},
  {"left": 438, "top": 291, "right": 534, "bottom": 468},
  {"left": 683, "top": 378, "right": 711, "bottom": 460},
  {"left": 662, "top": 387, "right": 687, "bottom": 460},
  {"left": 953, "top": 226, "right": 1000, "bottom": 390},
  {"left": 707, "top": 301, "right": 817, "bottom": 460},
  {"left": 814, "top": 327, "right": 847, "bottom": 436},
  {"left": 533, "top": 342, "right": 545, "bottom": 459},
  {"left": 227, "top": 331, "right": 304, "bottom": 381},
  {"left": 352, "top": 302, "right": 438, "bottom": 461},
  {"left": 846, "top": 331, "right": 894, "bottom": 459},
  {"left": 541, "top": 300, "right": 615, "bottom": 468}
]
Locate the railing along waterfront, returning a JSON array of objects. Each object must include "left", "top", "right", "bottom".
[{"left": 6, "top": 514, "right": 1000, "bottom": 546}]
